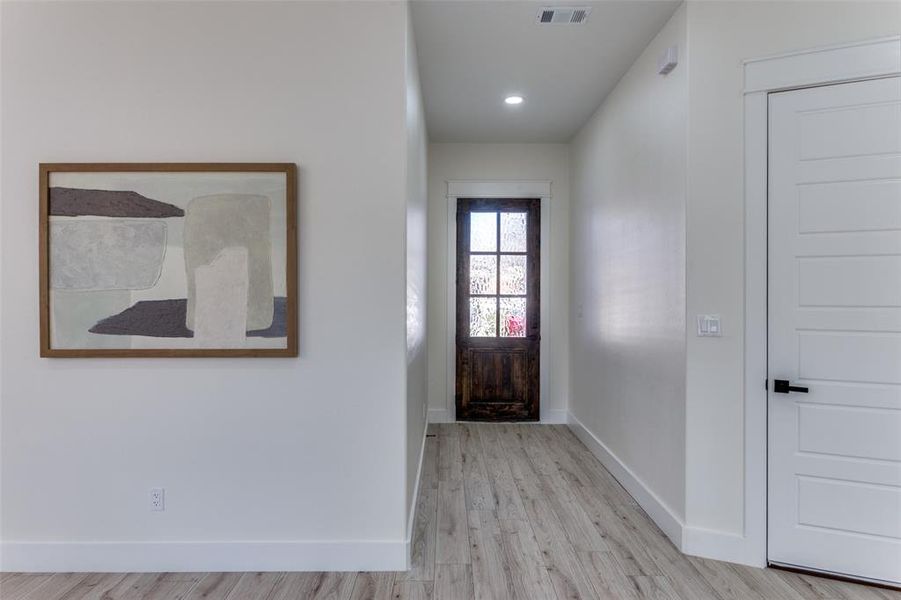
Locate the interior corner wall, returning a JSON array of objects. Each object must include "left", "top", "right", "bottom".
[
  {"left": 568, "top": 3, "right": 688, "bottom": 534},
  {"left": 425, "top": 143, "right": 571, "bottom": 423},
  {"left": 404, "top": 7, "right": 429, "bottom": 544},
  {"left": 0, "top": 0, "right": 410, "bottom": 572},
  {"left": 683, "top": 0, "right": 901, "bottom": 547}
]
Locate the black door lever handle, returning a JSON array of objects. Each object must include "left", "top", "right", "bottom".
[{"left": 773, "top": 379, "right": 809, "bottom": 394}]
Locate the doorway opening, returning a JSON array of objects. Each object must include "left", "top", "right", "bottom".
[{"left": 455, "top": 198, "right": 540, "bottom": 421}]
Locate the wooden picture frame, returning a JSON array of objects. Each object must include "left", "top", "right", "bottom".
[{"left": 39, "top": 163, "right": 297, "bottom": 357}]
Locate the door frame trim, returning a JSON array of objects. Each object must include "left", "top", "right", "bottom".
[
  {"left": 437, "top": 180, "right": 554, "bottom": 423},
  {"left": 742, "top": 35, "right": 900, "bottom": 568}
]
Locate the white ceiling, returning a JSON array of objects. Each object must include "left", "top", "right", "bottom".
[{"left": 411, "top": 0, "right": 681, "bottom": 143}]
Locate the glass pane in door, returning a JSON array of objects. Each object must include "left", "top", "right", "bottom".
[
  {"left": 499, "top": 297, "right": 526, "bottom": 337},
  {"left": 500, "top": 213, "right": 527, "bottom": 252},
  {"left": 499, "top": 255, "right": 527, "bottom": 295},
  {"left": 470, "top": 297, "right": 497, "bottom": 337},
  {"left": 470, "top": 212, "right": 497, "bottom": 252},
  {"left": 470, "top": 255, "right": 497, "bottom": 295}
]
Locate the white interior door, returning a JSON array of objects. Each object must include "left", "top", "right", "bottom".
[{"left": 768, "top": 76, "right": 901, "bottom": 586}]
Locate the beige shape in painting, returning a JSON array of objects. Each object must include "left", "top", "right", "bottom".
[
  {"left": 50, "top": 220, "right": 166, "bottom": 290},
  {"left": 184, "top": 194, "right": 273, "bottom": 331},
  {"left": 193, "top": 247, "right": 249, "bottom": 349}
]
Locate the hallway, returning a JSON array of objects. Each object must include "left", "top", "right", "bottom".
[{"left": 2, "top": 424, "right": 894, "bottom": 600}]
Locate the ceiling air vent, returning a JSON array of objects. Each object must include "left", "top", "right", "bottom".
[{"left": 537, "top": 7, "right": 591, "bottom": 25}]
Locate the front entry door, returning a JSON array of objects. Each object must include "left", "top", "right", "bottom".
[
  {"left": 768, "top": 77, "right": 901, "bottom": 585},
  {"left": 456, "top": 198, "right": 539, "bottom": 421}
]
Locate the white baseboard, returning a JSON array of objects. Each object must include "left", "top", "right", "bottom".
[
  {"left": 567, "top": 412, "right": 685, "bottom": 549},
  {"left": 682, "top": 526, "right": 765, "bottom": 568},
  {"left": 404, "top": 416, "right": 430, "bottom": 568},
  {"left": 0, "top": 539, "right": 407, "bottom": 573},
  {"left": 428, "top": 408, "right": 453, "bottom": 423},
  {"left": 541, "top": 408, "right": 568, "bottom": 424}
]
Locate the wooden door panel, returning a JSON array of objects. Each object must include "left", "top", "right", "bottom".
[
  {"left": 456, "top": 198, "right": 539, "bottom": 422},
  {"left": 469, "top": 349, "right": 527, "bottom": 403}
]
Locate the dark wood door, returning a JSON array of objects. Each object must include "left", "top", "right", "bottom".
[{"left": 456, "top": 198, "right": 540, "bottom": 421}]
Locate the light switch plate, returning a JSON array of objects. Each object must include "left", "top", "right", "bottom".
[{"left": 697, "top": 314, "right": 722, "bottom": 337}]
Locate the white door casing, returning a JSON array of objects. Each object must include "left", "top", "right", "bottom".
[
  {"left": 441, "top": 181, "right": 554, "bottom": 423},
  {"left": 739, "top": 36, "right": 901, "bottom": 570},
  {"left": 767, "top": 76, "right": 901, "bottom": 585}
]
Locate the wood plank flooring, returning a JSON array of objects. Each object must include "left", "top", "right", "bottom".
[{"left": 2, "top": 424, "right": 897, "bottom": 600}]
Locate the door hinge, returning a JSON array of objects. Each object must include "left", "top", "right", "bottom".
[{"left": 764, "top": 379, "right": 768, "bottom": 391}]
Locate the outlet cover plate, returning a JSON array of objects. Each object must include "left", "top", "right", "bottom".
[{"left": 150, "top": 487, "right": 165, "bottom": 511}]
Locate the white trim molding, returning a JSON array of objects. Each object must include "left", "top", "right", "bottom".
[
  {"left": 568, "top": 412, "right": 684, "bottom": 548},
  {"left": 541, "top": 409, "right": 568, "bottom": 424},
  {"left": 428, "top": 407, "right": 454, "bottom": 424},
  {"left": 682, "top": 527, "right": 761, "bottom": 568},
  {"left": 440, "top": 180, "right": 556, "bottom": 423},
  {"left": 446, "top": 179, "right": 551, "bottom": 199},
  {"left": 739, "top": 36, "right": 900, "bottom": 569},
  {"left": 0, "top": 539, "right": 407, "bottom": 573},
  {"left": 404, "top": 416, "right": 430, "bottom": 568},
  {"left": 744, "top": 36, "right": 901, "bottom": 93}
]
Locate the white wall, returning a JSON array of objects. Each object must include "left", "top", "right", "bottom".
[
  {"left": 404, "top": 7, "right": 429, "bottom": 544},
  {"left": 567, "top": 0, "right": 901, "bottom": 565},
  {"left": 683, "top": 0, "right": 901, "bottom": 551},
  {"left": 426, "top": 143, "right": 570, "bottom": 423},
  {"left": 0, "top": 0, "right": 412, "bottom": 572},
  {"left": 568, "top": 4, "right": 687, "bottom": 532}
]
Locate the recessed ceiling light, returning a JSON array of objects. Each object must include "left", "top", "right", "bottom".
[{"left": 504, "top": 95, "right": 524, "bottom": 105}]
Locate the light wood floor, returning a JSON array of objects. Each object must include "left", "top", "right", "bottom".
[{"left": 2, "top": 424, "right": 898, "bottom": 600}]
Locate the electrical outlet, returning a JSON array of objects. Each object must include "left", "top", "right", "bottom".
[{"left": 150, "top": 487, "right": 165, "bottom": 511}]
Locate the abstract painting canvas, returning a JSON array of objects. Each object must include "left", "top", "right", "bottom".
[{"left": 39, "top": 163, "right": 297, "bottom": 357}]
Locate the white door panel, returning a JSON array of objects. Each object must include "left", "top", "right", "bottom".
[
  {"left": 798, "top": 476, "right": 901, "bottom": 538},
  {"left": 796, "top": 307, "right": 901, "bottom": 332},
  {"left": 794, "top": 380, "right": 901, "bottom": 410},
  {"left": 798, "top": 403, "right": 901, "bottom": 462},
  {"left": 796, "top": 232, "right": 901, "bottom": 256},
  {"left": 798, "top": 256, "right": 901, "bottom": 307},
  {"left": 798, "top": 100, "right": 900, "bottom": 160},
  {"left": 798, "top": 332, "right": 901, "bottom": 383},
  {"left": 797, "top": 155, "right": 901, "bottom": 184},
  {"left": 768, "top": 76, "right": 901, "bottom": 585},
  {"left": 798, "top": 180, "right": 901, "bottom": 233},
  {"left": 795, "top": 451, "right": 901, "bottom": 489}
]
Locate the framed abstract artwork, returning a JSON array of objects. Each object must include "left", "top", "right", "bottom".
[{"left": 39, "top": 163, "right": 297, "bottom": 357}]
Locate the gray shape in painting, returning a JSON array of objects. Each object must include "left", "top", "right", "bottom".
[
  {"left": 50, "top": 220, "right": 167, "bottom": 290},
  {"left": 88, "top": 298, "right": 287, "bottom": 338},
  {"left": 193, "top": 247, "right": 249, "bottom": 348},
  {"left": 52, "top": 289, "right": 132, "bottom": 349},
  {"left": 90, "top": 299, "right": 192, "bottom": 338},
  {"left": 50, "top": 187, "right": 184, "bottom": 218},
  {"left": 184, "top": 194, "right": 273, "bottom": 331}
]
